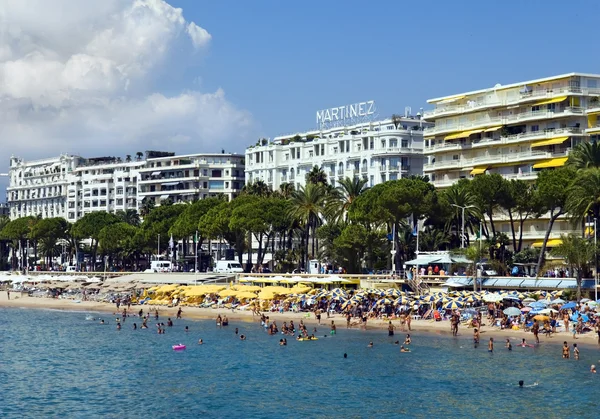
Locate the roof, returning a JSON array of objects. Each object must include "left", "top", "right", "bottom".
[
  {"left": 427, "top": 72, "right": 600, "bottom": 103},
  {"left": 405, "top": 253, "right": 471, "bottom": 266}
]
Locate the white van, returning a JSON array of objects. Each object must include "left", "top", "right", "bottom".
[
  {"left": 66, "top": 266, "right": 78, "bottom": 273},
  {"left": 145, "top": 261, "right": 173, "bottom": 273},
  {"left": 215, "top": 260, "right": 244, "bottom": 273}
]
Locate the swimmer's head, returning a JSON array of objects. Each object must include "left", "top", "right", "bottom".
[{"left": 518, "top": 381, "right": 524, "bottom": 387}]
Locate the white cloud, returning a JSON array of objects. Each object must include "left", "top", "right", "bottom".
[
  {"left": 0, "top": 0, "right": 257, "bottom": 160},
  {"left": 186, "top": 22, "right": 211, "bottom": 49}
]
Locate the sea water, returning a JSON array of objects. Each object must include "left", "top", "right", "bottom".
[{"left": 1, "top": 308, "right": 599, "bottom": 418}]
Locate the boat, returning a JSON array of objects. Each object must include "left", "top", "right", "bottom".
[{"left": 172, "top": 344, "right": 186, "bottom": 350}]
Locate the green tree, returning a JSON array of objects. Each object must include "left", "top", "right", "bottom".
[
  {"left": 419, "top": 226, "right": 451, "bottom": 251},
  {"left": 534, "top": 166, "right": 576, "bottom": 275},
  {"left": 98, "top": 222, "right": 138, "bottom": 266},
  {"left": 550, "top": 234, "right": 595, "bottom": 301},
  {"left": 72, "top": 212, "right": 119, "bottom": 270},
  {"left": 242, "top": 180, "right": 271, "bottom": 197},
  {"left": 30, "top": 217, "right": 69, "bottom": 267},
  {"left": 0, "top": 216, "right": 36, "bottom": 269},
  {"left": 567, "top": 141, "right": 600, "bottom": 169},
  {"left": 116, "top": 209, "right": 141, "bottom": 226},
  {"left": 288, "top": 183, "right": 327, "bottom": 268},
  {"left": 141, "top": 204, "right": 186, "bottom": 259},
  {"left": 469, "top": 173, "right": 509, "bottom": 237},
  {"left": 443, "top": 180, "right": 481, "bottom": 247},
  {"left": 566, "top": 168, "right": 600, "bottom": 226},
  {"left": 500, "top": 179, "right": 538, "bottom": 252},
  {"left": 139, "top": 198, "right": 155, "bottom": 217},
  {"left": 327, "top": 176, "right": 368, "bottom": 222},
  {"left": 333, "top": 224, "right": 368, "bottom": 273},
  {"left": 305, "top": 166, "right": 328, "bottom": 186}
]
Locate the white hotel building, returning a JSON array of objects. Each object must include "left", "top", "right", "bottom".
[
  {"left": 245, "top": 115, "right": 430, "bottom": 190},
  {"left": 7, "top": 152, "right": 245, "bottom": 221},
  {"left": 423, "top": 72, "right": 600, "bottom": 248}
]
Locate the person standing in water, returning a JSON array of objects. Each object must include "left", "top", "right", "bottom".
[
  {"left": 562, "top": 341, "right": 570, "bottom": 359},
  {"left": 330, "top": 321, "right": 336, "bottom": 335},
  {"left": 177, "top": 307, "right": 182, "bottom": 319},
  {"left": 388, "top": 321, "right": 394, "bottom": 336},
  {"left": 573, "top": 343, "right": 580, "bottom": 360},
  {"left": 488, "top": 337, "right": 494, "bottom": 353},
  {"left": 505, "top": 338, "right": 512, "bottom": 351}
]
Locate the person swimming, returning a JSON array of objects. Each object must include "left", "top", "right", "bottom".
[
  {"left": 404, "top": 334, "right": 411, "bottom": 345},
  {"left": 518, "top": 380, "right": 524, "bottom": 387},
  {"left": 506, "top": 339, "right": 512, "bottom": 351},
  {"left": 235, "top": 327, "right": 239, "bottom": 335},
  {"left": 185, "top": 326, "right": 189, "bottom": 333},
  {"left": 240, "top": 334, "right": 246, "bottom": 340},
  {"left": 133, "top": 323, "right": 137, "bottom": 330},
  {"left": 400, "top": 345, "right": 410, "bottom": 352},
  {"left": 591, "top": 364, "right": 597, "bottom": 373},
  {"left": 394, "top": 341, "right": 400, "bottom": 345},
  {"left": 198, "top": 338, "right": 203, "bottom": 345},
  {"left": 488, "top": 337, "right": 494, "bottom": 353},
  {"left": 100, "top": 319, "right": 105, "bottom": 324},
  {"left": 368, "top": 341, "right": 373, "bottom": 348},
  {"left": 116, "top": 323, "right": 121, "bottom": 331},
  {"left": 343, "top": 353, "right": 347, "bottom": 359}
]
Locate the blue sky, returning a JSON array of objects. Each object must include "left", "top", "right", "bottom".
[{"left": 169, "top": 0, "right": 600, "bottom": 147}]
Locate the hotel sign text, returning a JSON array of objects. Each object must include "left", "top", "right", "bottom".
[{"left": 316, "top": 100, "right": 376, "bottom": 125}]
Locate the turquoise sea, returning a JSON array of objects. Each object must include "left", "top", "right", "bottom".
[{"left": 1, "top": 308, "right": 599, "bottom": 418}]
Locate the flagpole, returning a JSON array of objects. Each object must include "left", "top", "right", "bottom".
[{"left": 195, "top": 230, "right": 199, "bottom": 285}]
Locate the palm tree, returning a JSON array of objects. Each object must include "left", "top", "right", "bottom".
[
  {"left": 277, "top": 182, "right": 295, "bottom": 199},
  {"left": 550, "top": 234, "right": 595, "bottom": 301},
  {"left": 288, "top": 183, "right": 327, "bottom": 268},
  {"left": 444, "top": 182, "right": 481, "bottom": 245},
  {"left": 305, "top": 166, "right": 328, "bottom": 186},
  {"left": 327, "top": 176, "right": 368, "bottom": 222},
  {"left": 565, "top": 168, "right": 600, "bottom": 226},
  {"left": 567, "top": 141, "right": 600, "bottom": 169},
  {"left": 419, "top": 226, "right": 451, "bottom": 251},
  {"left": 139, "top": 198, "right": 155, "bottom": 217},
  {"left": 242, "top": 180, "right": 271, "bottom": 197},
  {"left": 116, "top": 209, "right": 141, "bottom": 226},
  {"left": 136, "top": 151, "right": 144, "bottom": 161},
  {"left": 125, "top": 154, "right": 132, "bottom": 163}
]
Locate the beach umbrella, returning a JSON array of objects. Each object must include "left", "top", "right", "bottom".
[
  {"left": 550, "top": 298, "right": 565, "bottom": 305},
  {"left": 528, "top": 301, "right": 547, "bottom": 308},
  {"left": 533, "top": 315, "right": 549, "bottom": 321},
  {"left": 539, "top": 308, "right": 558, "bottom": 315},
  {"left": 521, "top": 307, "right": 532, "bottom": 312},
  {"left": 503, "top": 307, "right": 521, "bottom": 316},
  {"left": 444, "top": 301, "right": 464, "bottom": 310},
  {"left": 581, "top": 298, "right": 591, "bottom": 303},
  {"left": 561, "top": 302, "right": 577, "bottom": 310},
  {"left": 377, "top": 298, "right": 393, "bottom": 306},
  {"left": 522, "top": 297, "right": 536, "bottom": 303}
]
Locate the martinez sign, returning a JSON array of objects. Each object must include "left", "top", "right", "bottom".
[{"left": 316, "top": 100, "right": 376, "bottom": 126}]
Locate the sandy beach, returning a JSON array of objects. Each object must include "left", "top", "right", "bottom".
[{"left": 2, "top": 291, "right": 598, "bottom": 346}]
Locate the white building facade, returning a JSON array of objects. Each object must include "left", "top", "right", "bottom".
[
  {"left": 245, "top": 116, "right": 430, "bottom": 190},
  {"left": 137, "top": 153, "right": 245, "bottom": 205},
  {"left": 7, "top": 152, "right": 246, "bottom": 221},
  {"left": 423, "top": 72, "right": 600, "bottom": 248}
]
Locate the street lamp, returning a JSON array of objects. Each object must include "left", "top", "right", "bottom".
[{"left": 451, "top": 204, "right": 476, "bottom": 249}]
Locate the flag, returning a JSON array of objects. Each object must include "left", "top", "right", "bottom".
[
  {"left": 169, "top": 234, "right": 174, "bottom": 249},
  {"left": 194, "top": 231, "right": 198, "bottom": 244},
  {"left": 412, "top": 214, "right": 418, "bottom": 236}
]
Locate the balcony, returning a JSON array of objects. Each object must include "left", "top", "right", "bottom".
[
  {"left": 423, "top": 160, "right": 462, "bottom": 171},
  {"left": 371, "top": 146, "right": 423, "bottom": 157},
  {"left": 431, "top": 178, "right": 459, "bottom": 188},
  {"left": 425, "top": 107, "right": 584, "bottom": 137},
  {"left": 424, "top": 85, "right": 585, "bottom": 119}
]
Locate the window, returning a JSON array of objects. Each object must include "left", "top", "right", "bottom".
[
  {"left": 453, "top": 155, "right": 460, "bottom": 160},
  {"left": 117, "top": 198, "right": 123, "bottom": 205},
  {"left": 531, "top": 105, "right": 540, "bottom": 112},
  {"left": 116, "top": 187, "right": 123, "bottom": 195},
  {"left": 211, "top": 169, "right": 222, "bottom": 177},
  {"left": 401, "top": 140, "right": 409, "bottom": 148},
  {"left": 530, "top": 125, "right": 539, "bottom": 132},
  {"left": 588, "top": 79, "right": 598, "bottom": 89}
]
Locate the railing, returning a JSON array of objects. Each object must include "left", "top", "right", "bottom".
[
  {"left": 424, "top": 86, "right": 586, "bottom": 119},
  {"left": 426, "top": 108, "right": 584, "bottom": 136}
]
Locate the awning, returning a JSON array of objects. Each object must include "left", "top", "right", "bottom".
[
  {"left": 470, "top": 167, "right": 488, "bottom": 175},
  {"left": 434, "top": 95, "right": 466, "bottom": 104},
  {"left": 532, "top": 157, "right": 568, "bottom": 169},
  {"left": 444, "top": 129, "right": 482, "bottom": 141},
  {"left": 424, "top": 136, "right": 435, "bottom": 140},
  {"left": 532, "top": 239, "right": 563, "bottom": 248},
  {"left": 533, "top": 96, "right": 567, "bottom": 107},
  {"left": 160, "top": 195, "right": 170, "bottom": 200},
  {"left": 484, "top": 126, "right": 502, "bottom": 132},
  {"left": 151, "top": 171, "right": 161, "bottom": 176},
  {"left": 162, "top": 181, "right": 180, "bottom": 186},
  {"left": 531, "top": 136, "right": 569, "bottom": 148}
]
